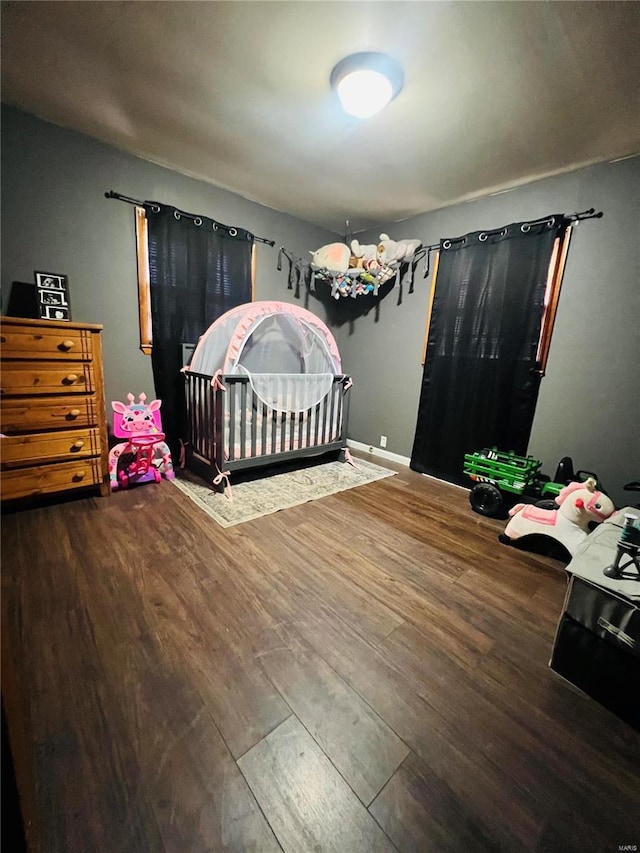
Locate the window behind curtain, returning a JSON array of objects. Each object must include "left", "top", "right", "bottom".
[
  {"left": 141, "top": 202, "right": 253, "bottom": 456},
  {"left": 411, "top": 216, "right": 569, "bottom": 486}
]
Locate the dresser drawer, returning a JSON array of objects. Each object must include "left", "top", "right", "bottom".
[
  {"left": 0, "top": 396, "right": 101, "bottom": 433},
  {"left": 0, "top": 458, "right": 103, "bottom": 501},
  {"left": 0, "top": 326, "right": 94, "bottom": 361},
  {"left": 1, "top": 429, "right": 102, "bottom": 469},
  {"left": 0, "top": 362, "right": 95, "bottom": 396}
]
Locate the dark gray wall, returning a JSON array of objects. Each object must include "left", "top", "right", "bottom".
[
  {"left": 2, "top": 105, "right": 638, "bottom": 507},
  {"left": 1, "top": 105, "right": 337, "bottom": 410},
  {"left": 333, "top": 156, "right": 639, "bottom": 508}
]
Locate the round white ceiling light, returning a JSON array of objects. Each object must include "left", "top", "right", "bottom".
[{"left": 330, "top": 52, "right": 404, "bottom": 119}]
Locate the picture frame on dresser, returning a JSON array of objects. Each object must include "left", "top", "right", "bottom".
[{"left": 34, "top": 271, "right": 72, "bottom": 321}]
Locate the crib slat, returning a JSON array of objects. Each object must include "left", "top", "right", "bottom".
[
  {"left": 261, "top": 401, "right": 268, "bottom": 458},
  {"left": 189, "top": 374, "right": 196, "bottom": 451},
  {"left": 206, "top": 376, "right": 211, "bottom": 463},
  {"left": 198, "top": 375, "right": 202, "bottom": 454},
  {"left": 192, "top": 375, "right": 198, "bottom": 453},
  {"left": 240, "top": 380, "right": 247, "bottom": 459},
  {"left": 215, "top": 383, "right": 219, "bottom": 454},
  {"left": 278, "top": 376, "right": 285, "bottom": 453},
  {"left": 201, "top": 375, "right": 207, "bottom": 461},
  {"left": 313, "top": 403, "right": 320, "bottom": 446},
  {"left": 340, "top": 378, "right": 350, "bottom": 443},
  {"left": 321, "top": 392, "right": 328, "bottom": 446},
  {"left": 207, "top": 376, "right": 214, "bottom": 463},
  {"left": 214, "top": 377, "right": 225, "bottom": 473},
  {"left": 185, "top": 374, "right": 192, "bottom": 448},
  {"left": 194, "top": 375, "right": 200, "bottom": 454},
  {"left": 228, "top": 380, "right": 236, "bottom": 463},
  {"left": 281, "top": 376, "right": 288, "bottom": 452},
  {"left": 287, "top": 375, "right": 294, "bottom": 452},
  {"left": 298, "top": 404, "right": 304, "bottom": 450},
  {"left": 250, "top": 386, "right": 258, "bottom": 459},
  {"left": 306, "top": 405, "right": 312, "bottom": 448},
  {"left": 288, "top": 376, "right": 296, "bottom": 452},
  {"left": 271, "top": 404, "right": 277, "bottom": 456},
  {"left": 329, "top": 380, "right": 337, "bottom": 442}
]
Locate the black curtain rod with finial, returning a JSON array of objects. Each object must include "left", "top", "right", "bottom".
[
  {"left": 517, "top": 208, "right": 603, "bottom": 231},
  {"left": 105, "top": 190, "right": 275, "bottom": 246},
  {"left": 418, "top": 207, "right": 602, "bottom": 278},
  {"left": 567, "top": 207, "right": 604, "bottom": 222}
]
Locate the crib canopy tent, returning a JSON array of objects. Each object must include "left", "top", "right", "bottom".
[
  {"left": 186, "top": 301, "right": 343, "bottom": 412},
  {"left": 188, "top": 301, "right": 342, "bottom": 376}
]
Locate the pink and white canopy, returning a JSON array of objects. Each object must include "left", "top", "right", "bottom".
[{"left": 187, "top": 301, "right": 342, "bottom": 377}]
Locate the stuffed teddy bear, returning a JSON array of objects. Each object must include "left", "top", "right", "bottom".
[
  {"left": 376, "top": 234, "right": 422, "bottom": 266},
  {"left": 309, "top": 242, "right": 350, "bottom": 273},
  {"left": 350, "top": 239, "right": 378, "bottom": 263}
]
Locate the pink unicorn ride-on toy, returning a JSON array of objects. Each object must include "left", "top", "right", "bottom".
[
  {"left": 109, "top": 393, "right": 175, "bottom": 490},
  {"left": 499, "top": 477, "right": 615, "bottom": 558}
]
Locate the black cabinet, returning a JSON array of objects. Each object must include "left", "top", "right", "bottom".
[{"left": 550, "top": 511, "right": 640, "bottom": 729}]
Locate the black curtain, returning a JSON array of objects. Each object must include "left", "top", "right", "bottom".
[
  {"left": 411, "top": 216, "right": 566, "bottom": 486},
  {"left": 144, "top": 203, "right": 253, "bottom": 456}
]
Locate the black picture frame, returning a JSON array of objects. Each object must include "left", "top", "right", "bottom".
[{"left": 34, "top": 271, "right": 72, "bottom": 321}]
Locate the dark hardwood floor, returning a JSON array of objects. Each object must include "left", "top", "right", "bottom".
[{"left": 2, "top": 456, "right": 639, "bottom": 852}]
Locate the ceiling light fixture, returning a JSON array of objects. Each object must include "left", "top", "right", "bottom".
[{"left": 330, "top": 52, "right": 404, "bottom": 119}]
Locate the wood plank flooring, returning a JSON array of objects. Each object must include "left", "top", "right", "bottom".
[{"left": 2, "top": 456, "right": 639, "bottom": 852}]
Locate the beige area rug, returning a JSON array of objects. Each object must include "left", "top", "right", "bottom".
[{"left": 172, "top": 457, "right": 396, "bottom": 527}]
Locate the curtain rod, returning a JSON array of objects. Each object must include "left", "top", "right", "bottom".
[
  {"left": 105, "top": 190, "right": 276, "bottom": 246},
  {"left": 518, "top": 208, "right": 603, "bottom": 230},
  {"left": 419, "top": 208, "right": 601, "bottom": 277},
  {"left": 366, "top": 208, "right": 602, "bottom": 252},
  {"left": 389, "top": 208, "right": 602, "bottom": 263},
  {"left": 567, "top": 207, "right": 603, "bottom": 222}
]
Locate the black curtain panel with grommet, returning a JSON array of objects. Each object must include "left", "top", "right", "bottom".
[
  {"left": 143, "top": 203, "right": 253, "bottom": 456},
  {"left": 411, "top": 215, "right": 567, "bottom": 486}
]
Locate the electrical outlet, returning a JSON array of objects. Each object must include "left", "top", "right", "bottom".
[{"left": 380, "top": 435, "right": 387, "bottom": 448}]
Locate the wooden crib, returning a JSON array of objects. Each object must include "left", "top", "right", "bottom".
[{"left": 183, "top": 370, "right": 352, "bottom": 488}]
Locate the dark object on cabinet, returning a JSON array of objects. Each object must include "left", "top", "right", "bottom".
[{"left": 4, "top": 282, "right": 38, "bottom": 319}]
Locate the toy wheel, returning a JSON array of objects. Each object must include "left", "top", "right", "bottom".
[
  {"left": 153, "top": 468, "right": 162, "bottom": 483},
  {"left": 535, "top": 499, "right": 558, "bottom": 511},
  {"left": 470, "top": 483, "right": 504, "bottom": 517}
]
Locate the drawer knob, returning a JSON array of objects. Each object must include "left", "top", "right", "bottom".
[
  {"left": 59, "top": 339, "right": 75, "bottom": 351},
  {"left": 68, "top": 409, "right": 81, "bottom": 418},
  {"left": 72, "top": 471, "right": 86, "bottom": 481},
  {"left": 64, "top": 374, "right": 79, "bottom": 384},
  {"left": 72, "top": 440, "right": 85, "bottom": 450}
]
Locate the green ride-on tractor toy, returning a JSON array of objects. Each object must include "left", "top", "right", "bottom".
[{"left": 463, "top": 448, "right": 601, "bottom": 519}]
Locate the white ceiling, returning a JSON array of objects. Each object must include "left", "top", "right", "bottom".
[{"left": 2, "top": 1, "right": 639, "bottom": 233}]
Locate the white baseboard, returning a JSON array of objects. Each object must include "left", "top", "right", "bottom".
[
  {"left": 347, "top": 439, "right": 411, "bottom": 467},
  {"left": 347, "top": 439, "right": 469, "bottom": 491}
]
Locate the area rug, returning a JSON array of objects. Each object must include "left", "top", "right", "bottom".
[{"left": 172, "top": 457, "right": 396, "bottom": 527}]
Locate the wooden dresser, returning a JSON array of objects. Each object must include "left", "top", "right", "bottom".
[{"left": 1, "top": 316, "right": 110, "bottom": 503}]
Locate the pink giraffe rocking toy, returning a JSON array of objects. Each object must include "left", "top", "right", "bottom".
[{"left": 109, "top": 393, "right": 175, "bottom": 490}]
